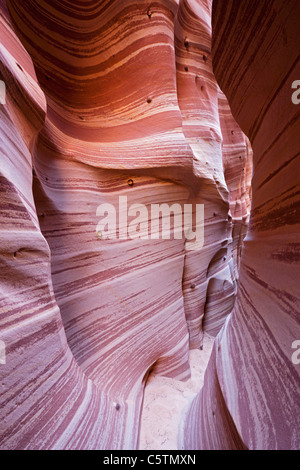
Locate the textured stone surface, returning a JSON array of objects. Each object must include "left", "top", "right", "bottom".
[
  {"left": 182, "top": 0, "right": 300, "bottom": 450},
  {"left": 139, "top": 334, "right": 214, "bottom": 450},
  {"left": 0, "top": 0, "right": 297, "bottom": 451}
]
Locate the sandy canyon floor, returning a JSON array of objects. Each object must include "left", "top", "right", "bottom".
[{"left": 139, "top": 334, "right": 215, "bottom": 450}]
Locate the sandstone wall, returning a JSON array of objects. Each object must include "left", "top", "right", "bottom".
[
  {"left": 1, "top": 0, "right": 294, "bottom": 451},
  {"left": 182, "top": 0, "right": 300, "bottom": 450}
]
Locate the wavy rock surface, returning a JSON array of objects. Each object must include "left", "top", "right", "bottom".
[
  {"left": 0, "top": 6, "right": 129, "bottom": 450},
  {"left": 1, "top": 0, "right": 295, "bottom": 452},
  {"left": 175, "top": 0, "right": 252, "bottom": 345},
  {"left": 182, "top": 0, "right": 300, "bottom": 450}
]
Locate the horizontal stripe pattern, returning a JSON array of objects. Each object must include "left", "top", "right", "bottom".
[
  {"left": 1, "top": 0, "right": 252, "bottom": 449},
  {"left": 182, "top": 0, "right": 300, "bottom": 450}
]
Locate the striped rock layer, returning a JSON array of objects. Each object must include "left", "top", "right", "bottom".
[
  {"left": 182, "top": 0, "right": 300, "bottom": 450},
  {"left": 3, "top": 0, "right": 296, "bottom": 451}
]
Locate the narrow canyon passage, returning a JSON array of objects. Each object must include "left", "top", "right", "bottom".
[
  {"left": 139, "top": 334, "right": 215, "bottom": 449},
  {"left": 0, "top": 0, "right": 299, "bottom": 450}
]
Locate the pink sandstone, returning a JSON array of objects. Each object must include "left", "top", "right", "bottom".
[{"left": 0, "top": 0, "right": 298, "bottom": 450}]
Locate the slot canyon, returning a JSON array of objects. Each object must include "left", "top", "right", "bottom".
[{"left": 0, "top": 0, "right": 299, "bottom": 450}]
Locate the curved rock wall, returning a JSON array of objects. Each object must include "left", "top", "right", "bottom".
[
  {"left": 0, "top": 7, "right": 117, "bottom": 450},
  {"left": 175, "top": 0, "right": 252, "bottom": 344},
  {"left": 2, "top": 1, "right": 191, "bottom": 449},
  {"left": 2, "top": 0, "right": 295, "bottom": 451},
  {"left": 182, "top": 0, "right": 300, "bottom": 450}
]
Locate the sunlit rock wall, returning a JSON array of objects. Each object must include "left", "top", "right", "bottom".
[
  {"left": 182, "top": 0, "right": 300, "bottom": 450},
  {"left": 1, "top": 0, "right": 252, "bottom": 449},
  {"left": 175, "top": 0, "right": 252, "bottom": 344}
]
